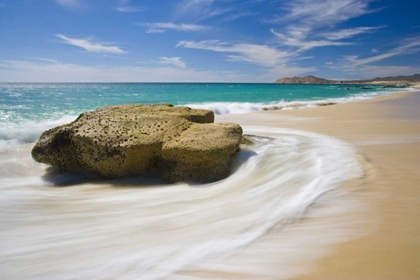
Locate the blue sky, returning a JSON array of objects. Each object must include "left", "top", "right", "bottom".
[{"left": 0, "top": 0, "right": 419, "bottom": 82}]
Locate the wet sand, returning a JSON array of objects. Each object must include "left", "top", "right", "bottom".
[
  {"left": 213, "top": 91, "right": 420, "bottom": 280},
  {"left": 241, "top": 90, "right": 420, "bottom": 279}
]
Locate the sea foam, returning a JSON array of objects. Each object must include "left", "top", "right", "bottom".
[
  {"left": 0, "top": 115, "right": 77, "bottom": 151},
  {"left": 186, "top": 89, "right": 408, "bottom": 115},
  {"left": 0, "top": 126, "right": 367, "bottom": 279}
]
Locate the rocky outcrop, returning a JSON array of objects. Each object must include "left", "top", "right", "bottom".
[
  {"left": 274, "top": 74, "right": 420, "bottom": 85},
  {"left": 32, "top": 104, "right": 243, "bottom": 183},
  {"left": 275, "top": 75, "right": 333, "bottom": 84}
]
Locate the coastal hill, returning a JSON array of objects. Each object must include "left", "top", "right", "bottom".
[
  {"left": 275, "top": 75, "right": 332, "bottom": 84},
  {"left": 275, "top": 74, "right": 420, "bottom": 85}
]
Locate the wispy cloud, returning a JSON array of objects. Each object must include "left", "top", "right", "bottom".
[
  {"left": 284, "top": 0, "right": 374, "bottom": 27},
  {"left": 177, "top": 40, "right": 292, "bottom": 67},
  {"left": 330, "top": 36, "right": 420, "bottom": 77},
  {"left": 322, "top": 26, "right": 385, "bottom": 40},
  {"left": 116, "top": 0, "right": 142, "bottom": 12},
  {"left": 222, "top": 11, "right": 255, "bottom": 22},
  {"left": 296, "top": 56, "right": 314, "bottom": 60},
  {"left": 173, "top": 0, "right": 259, "bottom": 23},
  {"left": 343, "top": 36, "right": 420, "bottom": 68},
  {"left": 158, "top": 57, "right": 186, "bottom": 68},
  {"left": 116, "top": 6, "right": 142, "bottom": 12},
  {"left": 174, "top": 0, "right": 231, "bottom": 22},
  {"left": 172, "top": 0, "right": 386, "bottom": 78},
  {"left": 56, "top": 34, "right": 126, "bottom": 54},
  {"left": 54, "top": 0, "right": 80, "bottom": 9},
  {"left": 271, "top": 29, "right": 350, "bottom": 51},
  {"left": 176, "top": 0, "right": 214, "bottom": 13},
  {"left": 271, "top": 0, "right": 380, "bottom": 52},
  {"left": 139, "top": 22, "right": 208, "bottom": 33},
  {"left": 31, "top": 58, "right": 58, "bottom": 64}
]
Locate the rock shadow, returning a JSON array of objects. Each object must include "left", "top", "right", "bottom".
[
  {"left": 41, "top": 147, "right": 258, "bottom": 189},
  {"left": 41, "top": 166, "right": 167, "bottom": 188}
]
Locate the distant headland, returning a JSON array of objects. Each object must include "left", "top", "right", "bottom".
[{"left": 275, "top": 74, "right": 420, "bottom": 85}]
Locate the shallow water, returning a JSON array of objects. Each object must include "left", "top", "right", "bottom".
[
  {"left": 0, "top": 83, "right": 407, "bottom": 150},
  {"left": 0, "top": 125, "right": 367, "bottom": 279}
]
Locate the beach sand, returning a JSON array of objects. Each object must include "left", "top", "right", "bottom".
[
  {"left": 200, "top": 89, "right": 420, "bottom": 279},
  {"left": 232, "top": 90, "right": 420, "bottom": 279}
]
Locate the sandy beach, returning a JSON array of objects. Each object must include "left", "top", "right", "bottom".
[{"left": 223, "top": 90, "right": 420, "bottom": 279}]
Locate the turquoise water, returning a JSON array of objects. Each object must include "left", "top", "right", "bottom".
[
  {"left": 0, "top": 83, "right": 405, "bottom": 149},
  {"left": 0, "top": 83, "right": 398, "bottom": 121}
]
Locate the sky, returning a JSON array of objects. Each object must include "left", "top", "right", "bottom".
[{"left": 0, "top": 0, "right": 419, "bottom": 82}]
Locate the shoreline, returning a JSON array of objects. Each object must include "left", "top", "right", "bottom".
[
  {"left": 219, "top": 89, "right": 420, "bottom": 279},
  {"left": 2, "top": 87, "right": 419, "bottom": 279}
]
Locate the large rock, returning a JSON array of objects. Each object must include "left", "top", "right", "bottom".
[{"left": 32, "top": 104, "right": 243, "bottom": 183}]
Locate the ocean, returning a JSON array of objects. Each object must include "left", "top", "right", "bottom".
[{"left": 0, "top": 83, "right": 407, "bottom": 279}]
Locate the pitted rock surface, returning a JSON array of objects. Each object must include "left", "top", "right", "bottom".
[{"left": 32, "top": 104, "right": 243, "bottom": 183}]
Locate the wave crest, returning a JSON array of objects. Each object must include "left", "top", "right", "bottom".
[{"left": 0, "top": 115, "right": 77, "bottom": 151}]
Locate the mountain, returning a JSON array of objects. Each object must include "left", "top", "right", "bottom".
[
  {"left": 274, "top": 75, "right": 333, "bottom": 84},
  {"left": 365, "top": 73, "right": 420, "bottom": 82},
  {"left": 274, "top": 74, "right": 420, "bottom": 84}
]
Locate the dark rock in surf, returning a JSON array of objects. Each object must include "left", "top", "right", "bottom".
[{"left": 32, "top": 104, "right": 244, "bottom": 183}]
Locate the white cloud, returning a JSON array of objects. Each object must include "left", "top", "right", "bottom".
[
  {"left": 116, "top": 6, "right": 142, "bottom": 12},
  {"left": 31, "top": 58, "right": 58, "bottom": 64},
  {"left": 158, "top": 57, "right": 186, "bottom": 69},
  {"left": 349, "top": 53, "right": 397, "bottom": 66},
  {"left": 177, "top": 40, "right": 291, "bottom": 67},
  {"left": 173, "top": 0, "right": 258, "bottom": 23},
  {"left": 270, "top": 0, "right": 380, "bottom": 53},
  {"left": 0, "top": 60, "right": 256, "bottom": 82},
  {"left": 176, "top": 39, "right": 317, "bottom": 79},
  {"left": 177, "top": 0, "right": 214, "bottom": 13},
  {"left": 54, "top": 0, "right": 80, "bottom": 9},
  {"left": 271, "top": 29, "right": 349, "bottom": 51},
  {"left": 174, "top": 0, "right": 231, "bottom": 22},
  {"left": 371, "top": 48, "right": 379, "bottom": 53},
  {"left": 285, "top": 0, "right": 374, "bottom": 27},
  {"left": 139, "top": 22, "right": 208, "bottom": 33},
  {"left": 145, "top": 29, "right": 165, "bottom": 34},
  {"left": 343, "top": 55, "right": 359, "bottom": 62},
  {"left": 56, "top": 34, "right": 126, "bottom": 54},
  {"left": 330, "top": 36, "right": 420, "bottom": 77},
  {"left": 322, "top": 26, "right": 385, "bottom": 40},
  {"left": 343, "top": 37, "right": 420, "bottom": 68},
  {"left": 296, "top": 56, "right": 314, "bottom": 60}
]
